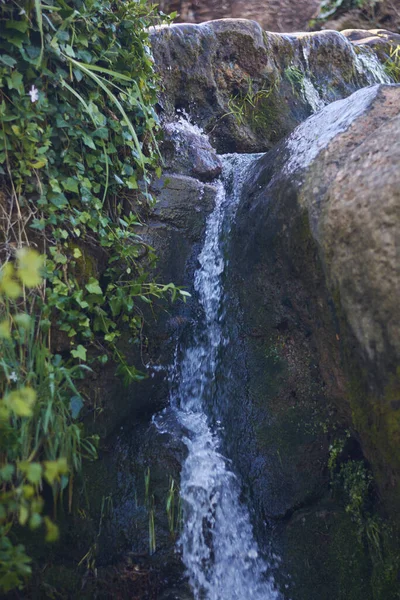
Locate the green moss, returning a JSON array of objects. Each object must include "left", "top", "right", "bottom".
[
  {"left": 69, "top": 244, "right": 99, "bottom": 284},
  {"left": 329, "top": 511, "right": 371, "bottom": 600},
  {"left": 278, "top": 504, "right": 372, "bottom": 600}
]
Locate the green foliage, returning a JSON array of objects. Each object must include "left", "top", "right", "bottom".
[
  {"left": 327, "top": 432, "right": 350, "bottom": 474},
  {"left": 0, "top": 251, "right": 94, "bottom": 592},
  {"left": 328, "top": 442, "right": 400, "bottom": 598},
  {"left": 225, "top": 77, "right": 276, "bottom": 129},
  {"left": 385, "top": 46, "right": 400, "bottom": 83},
  {"left": 0, "top": 0, "right": 183, "bottom": 592},
  {"left": 317, "top": 0, "right": 380, "bottom": 20},
  {"left": 285, "top": 66, "right": 305, "bottom": 96},
  {"left": 166, "top": 476, "right": 182, "bottom": 539},
  {"left": 0, "top": 0, "right": 184, "bottom": 381}
]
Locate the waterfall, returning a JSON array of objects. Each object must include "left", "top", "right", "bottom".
[
  {"left": 155, "top": 152, "right": 281, "bottom": 600},
  {"left": 354, "top": 47, "right": 392, "bottom": 85}
]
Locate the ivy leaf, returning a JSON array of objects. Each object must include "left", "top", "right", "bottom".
[
  {"left": 30, "top": 218, "right": 46, "bottom": 231},
  {"left": 74, "top": 290, "right": 89, "bottom": 309},
  {"left": 19, "top": 505, "right": 29, "bottom": 526},
  {"left": 19, "top": 461, "right": 42, "bottom": 485},
  {"left": 62, "top": 177, "right": 79, "bottom": 193},
  {"left": 93, "top": 127, "right": 109, "bottom": 140},
  {"left": 53, "top": 251, "right": 67, "bottom": 265},
  {"left": 16, "top": 248, "right": 44, "bottom": 288},
  {"left": 30, "top": 158, "right": 47, "bottom": 169},
  {"left": 82, "top": 133, "right": 96, "bottom": 149},
  {"left": 49, "top": 179, "right": 62, "bottom": 193},
  {"left": 6, "top": 387, "right": 36, "bottom": 417},
  {"left": 50, "top": 193, "right": 68, "bottom": 208},
  {"left": 14, "top": 313, "right": 32, "bottom": 330},
  {"left": 6, "top": 71, "right": 24, "bottom": 94},
  {"left": 0, "top": 54, "right": 17, "bottom": 67},
  {"left": 0, "top": 318, "right": 11, "bottom": 339},
  {"left": 29, "top": 513, "right": 42, "bottom": 530},
  {"left": 0, "top": 464, "right": 15, "bottom": 482},
  {"left": 70, "top": 395, "right": 84, "bottom": 418},
  {"left": 73, "top": 248, "right": 82, "bottom": 258},
  {"left": 64, "top": 44, "right": 76, "bottom": 58},
  {"left": 6, "top": 20, "right": 29, "bottom": 33},
  {"left": 44, "top": 517, "right": 59, "bottom": 542},
  {"left": 0, "top": 263, "right": 21, "bottom": 298},
  {"left": 44, "top": 458, "right": 68, "bottom": 485},
  {"left": 71, "top": 345, "right": 87, "bottom": 361},
  {"left": 85, "top": 277, "right": 102, "bottom": 295}
]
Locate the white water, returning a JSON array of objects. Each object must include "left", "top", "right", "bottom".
[
  {"left": 354, "top": 48, "right": 392, "bottom": 85},
  {"left": 300, "top": 46, "right": 326, "bottom": 113},
  {"left": 156, "top": 152, "right": 280, "bottom": 600},
  {"left": 297, "top": 38, "right": 390, "bottom": 114},
  {"left": 301, "top": 76, "right": 326, "bottom": 113}
]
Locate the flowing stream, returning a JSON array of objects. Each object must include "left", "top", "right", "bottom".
[
  {"left": 156, "top": 153, "right": 281, "bottom": 600},
  {"left": 149, "top": 41, "right": 394, "bottom": 599}
]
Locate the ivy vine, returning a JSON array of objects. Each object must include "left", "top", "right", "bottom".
[{"left": 0, "top": 0, "right": 180, "bottom": 591}]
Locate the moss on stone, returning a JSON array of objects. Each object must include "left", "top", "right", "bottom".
[{"left": 70, "top": 243, "right": 99, "bottom": 284}]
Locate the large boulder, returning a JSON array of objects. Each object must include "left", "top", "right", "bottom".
[
  {"left": 151, "top": 20, "right": 393, "bottom": 152},
  {"left": 230, "top": 83, "right": 400, "bottom": 532}
]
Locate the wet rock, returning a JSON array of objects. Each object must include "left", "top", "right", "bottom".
[
  {"left": 81, "top": 175, "right": 217, "bottom": 441},
  {"left": 162, "top": 119, "right": 223, "bottom": 181},
  {"left": 272, "top": 500, "right": 372, "bottom": 600},
  {"left": 151, "top": 20, "right": 392, "bottom": 152},
  {"left": 149, "top": 175, "right": 216, "bottom": 241},
  {"left": 231, "top": 84, "right": 400, "bottom": 529},
  {"left": 341, "top": 28, "right": 400, "bottom": 60}
]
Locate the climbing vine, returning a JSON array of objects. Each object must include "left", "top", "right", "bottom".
[{"left": 0, "top": 0, "right": 180, "bottom": 591}]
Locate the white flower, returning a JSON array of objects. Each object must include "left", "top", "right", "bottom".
[
  {"left": 9, "top": 371, "right": 18, "bottom": 382},
  {"left": 29, "top": 85, "right": 39, "bottom": 103}
]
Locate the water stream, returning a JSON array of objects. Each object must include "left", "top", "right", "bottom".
[
  {"left": 156, "top": 154, "right": 280, "bottom": 600},
  {"left": 152, "top": 48, "right": 389, "bottom": 597}
]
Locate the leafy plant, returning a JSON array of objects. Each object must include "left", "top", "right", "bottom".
[
  {"left": 225, "top": 77, "right": 275, "bottom": 129},
  {"left": 0, "top": 0, "right": 183, "bottom": 592},
  {"left": 285, "top": 66, "right": 305, "bottom": 95},
  {"left": 328, "top": 440, "right": 400, "bottom": 596},
  {"left": 0, "top": 250, "right": 90, "bottom": 592},
  {"left": 0, "top": 0, "right": 184, "bottom": 383}
]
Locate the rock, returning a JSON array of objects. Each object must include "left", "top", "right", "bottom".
[
  {"left": 151, "top": 20, "right": 393, "bottom": 152},
  {"left": 231, "top": 83, "right": 400, "bottom": 530},
  {"left": 82, "top": 174, "right": 217, "bottom": 440},
  {"left": 162, "top": 119, "right": 222, "bottom": 181},
  {"left": 158, "top": 0, "right": 320, "bottom": 33},
  {"left": 146, "top": 174, "right": 217, "bottom": 263},
  {"left": 341, "top": 28, "right": 400, "bottom": 60}
]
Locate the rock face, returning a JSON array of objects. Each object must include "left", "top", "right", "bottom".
[
  {"left": 151, "top": 20, "right": 393, "bottom": 153},
  {"left": 158, "top": 0, "right": 320, "bottom": 33},
  {"left": 231, "top": 83, "right": 400, "bottom": 536}
]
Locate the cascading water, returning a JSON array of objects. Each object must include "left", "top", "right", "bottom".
[
  {"left": 155, "top": 151, "right": 281, "bottom": 600},
  {"left": 354, "top": 47, "right": 392, "bottom": 85}
]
